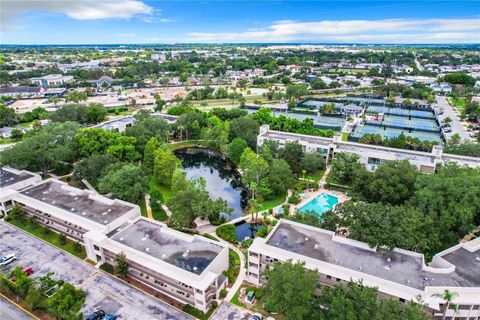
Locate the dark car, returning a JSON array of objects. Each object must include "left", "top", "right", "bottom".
[
  {"left": 85, "top": 310, "right": 105, "bottom": 320},
  {"left": 102, "top": 313, "right": 117, "bottom": 320}
]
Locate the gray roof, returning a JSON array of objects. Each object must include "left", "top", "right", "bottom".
[
  {"left": 0, "top": 168, "right": 34, "bottom": 188},
  {"left": 0, "top": 86, "right": 42, "bottom": 94},
  {"left": 110, "top": 219, "right": 223, "bottom": 275},
  {"left": 267, "top": 222, "right": 480, "bottom": 290},
  {"left": 20, "top": 180, "right": 134, "bottom": 225}
]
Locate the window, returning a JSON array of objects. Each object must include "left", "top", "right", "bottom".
[
  {"left": 94, "top": 245, "right": 100, "bottom": 251},
  {"left": 326, "top": 275, "right": 332, "bottom": 280},
  {"left": 399, "top": 298, "right": 405, "bottom": 303}
]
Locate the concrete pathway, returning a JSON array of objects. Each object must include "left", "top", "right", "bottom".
[
  {"left": 144, "top": 194, "right": 153, "bottom": 219},
  {"left": 82, "top": 179, "right": 98, "bottom": 193},
  {"left": 436, "top": 95, "right": 471, "bottom": 141},
  {"left": 319, "top": 166, "right": 331, "bottom": 188},
  {"left": 209, "top": 233, "right": 247, "bottom": 301}
]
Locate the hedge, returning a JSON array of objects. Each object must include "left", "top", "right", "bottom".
[{"left": 215, "top": 224, "right": 238, "bottom": 243}]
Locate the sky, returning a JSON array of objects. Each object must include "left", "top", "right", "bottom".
[{"left": 1, "top": 1, "right": 479, "bottom": 44}]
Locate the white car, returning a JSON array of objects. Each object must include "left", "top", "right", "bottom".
[{"left": 0, "top": 253, "right": 17, "bottom": 266}]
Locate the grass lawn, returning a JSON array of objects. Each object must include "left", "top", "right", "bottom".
[
  {"left": 139, "top": 198, "right": 147, "bottom": 217},
  {"left": 150, "top": 180, "right": 173, "bottom": 203},
  {"left": 341, "top": 132, "right": 349, "bottom": 141},
  {"left": 8, "top": 218, "right": 87, "bottom": 259},
  {"left": 168, "top": 140, "right": 211, "bottom": 150},
  {"left": 258, "top": 193, "right": 286, "bottom": 211},
  {"left": 305, "top": 169, "right": 326, "bottom": 182}
]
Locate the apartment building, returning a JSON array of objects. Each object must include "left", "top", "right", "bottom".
[
  {"left": 9, "top": 179, "right": 140, "bottom": 241},
  {"left": 257, "top": 125, "right": 480, "bottom": 172},
  {"left": 84, "top": 218, "right": 229, "bottom": 312},
  {"left": 1, "top": 168, "right": 230, "bottom": 312},
  {"left": 0, "top": 167, "right": 41, "bottom": 216},
  {"left": 247, "top": 219, "right": 480, "bottom": 320}
]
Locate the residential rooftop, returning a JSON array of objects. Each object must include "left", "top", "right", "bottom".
[
  {"left": 110, "top": 219, "right": 224, "bottom": 275},
  {"left": 265, "top": 221, "right": 480, "bottom": 290},
  {"left": 20, "top": 180, "right": 135, "bottom": 225},
  {"left": 0, "top": 167, "right": 36, "bottom": 188}
]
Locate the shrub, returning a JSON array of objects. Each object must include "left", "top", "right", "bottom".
[
  {"left": 216, "top": 224, "right": 238, "bottom": 243},
  {"left": 288, "top": 194, "right": 301, "bottom": 204},
  {"left": 73, "top": 241, "right": 82, "bottom": 253},
  {"left": 211, "top": 301, "right": 218, "bottom": 308},
  {"left": 59, "top": 234, "right": 67, "bottom": 246},
  {"left": 256, "top": 226, "right": 268, "bottom": 238},
  {"left": 203, "top": 234, "right": 220, "bottom": 242},
  {"left": 220, "top": 289, "right": 228, "bottom": 298},
  {"left": 99, "top": 263, "right": 114, "bottom": 274},
  {"left": 241, "top": 238, "right": 253, "bottom": 248},
  {"left": 272, "top": 219, "right": 278, "bottom": 226}
]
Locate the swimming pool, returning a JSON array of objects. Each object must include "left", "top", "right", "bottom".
[{"left": 299, "top": 193, "right": 339, "bottom": 216}]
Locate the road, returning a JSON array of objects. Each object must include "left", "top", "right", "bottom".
[
  {"left": 0, "top": 296, "right": 37, "bottom": 320},
  {"left": 0, "top": 221, "right": 194, "bottom": 320},
  {"left": 435, "top": 95, "right": 471, "bottom": 142}
]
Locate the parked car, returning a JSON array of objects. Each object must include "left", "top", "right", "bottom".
[
  {"left": 0, "top": 254, "right": 17, "bottom": 266},
  {"left": 22, "top": 267, "right": 33, "bottom": 276},
  {"left": 250, "top": 313, "right": 263, "bottom": 320},
  {"left": 443, "top": 127, "right": 452, "bottom": 133},
  {"left": 85, "top": 310, "right": 105, "bottom": 320},
  {"left": 101, "top": 313, "right": 116, "bottom": 320}
]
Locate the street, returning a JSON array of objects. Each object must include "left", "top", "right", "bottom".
[
  {"left": 0, "top": 295, "right": 37, "bottom": 320},
  {"left": 435, "top": 95, "right": 471, "bottom": 142},
  {"left": 0, "top": 221, "right": 194, "bottom": 320}
]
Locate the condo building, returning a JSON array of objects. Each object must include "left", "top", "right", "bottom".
[
  {"left": 247, "top": 219, "right": 480, "bottom": 320},
  {"left": 0, "top": 168, "right": 229, "bottom": 312},
  {"left": 257, "top": 125, "right": 480, "bottom": 172}
]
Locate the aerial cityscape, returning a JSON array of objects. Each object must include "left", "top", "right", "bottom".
[{"left": 0, "top": 1, "right": 479, "bottom": 320}]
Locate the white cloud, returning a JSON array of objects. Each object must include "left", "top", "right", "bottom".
[
  {"left": 117, "top": 33, "right": 136, "bottom": 37},
  {"left": 186, "top": 18, "right": 480, "bottom": 43},
  {"left": 1, "top": 0, "right": 153, "bottom": 30}
]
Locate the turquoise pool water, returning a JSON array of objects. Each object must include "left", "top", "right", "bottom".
[{"left": 299, "top": 193, "right": 339, "bottom": 216}]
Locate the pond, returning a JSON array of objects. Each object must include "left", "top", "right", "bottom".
[
  {"left": 234, "top": 220, "right": 264, "bottom": 242},
  {"left": 174, "top": 147, "right": 248, "bottom": 220}
]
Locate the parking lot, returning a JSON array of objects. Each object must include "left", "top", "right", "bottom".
[
  {"left": 210, "top": 302, "right": 253, "bottom": 320},
  {"left": 1, "top": 295, "right": 37, "bottom": 320},
  {"left": 0, "top": 221, "right": 193, "bottom": 320}
]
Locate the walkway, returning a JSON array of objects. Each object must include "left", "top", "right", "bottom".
[
  {"left": 144, "top": 194, "right": 153, "bottom": 219},
  {"left": 208, "top": 232, "right": 247, "bottom": 301},
  {"left": 436, "top": 95, "right": 471, "bottom": 141}
]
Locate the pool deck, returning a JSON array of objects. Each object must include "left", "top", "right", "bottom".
[{"left": 286, "top": 189, "right": 350, "bottom": 216}]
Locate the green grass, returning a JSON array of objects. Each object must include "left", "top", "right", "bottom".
[
  {"left": 258, "top": 193, "right": 286, "bottom": 211},
  {"left": 341, "top": 132, "right": 349, "bottom": 141},
  {"left": 168, "top": 140, "right": 211, "bottom": 150},
  {"left": 139, "top": 198, "right": 147, "bottom": 217},
  {"left": 8, "top": 218, "right": 86, "bottom": 259},
  {"left": 154, "top": 182, "right": 173, "bottom": 203},
  {"left": 305, "top": 169, "right": 326, "bottom": 182},
  {"left": 231, "top": 290, "right": 247, "bottom": 308}
]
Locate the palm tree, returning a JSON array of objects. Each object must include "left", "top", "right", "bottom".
[
  {"left": 433, "top": 289, "right": 459, "bottom": 320},
  {"left": 248, "top": 198, "right": 262, "bottom": 222}
]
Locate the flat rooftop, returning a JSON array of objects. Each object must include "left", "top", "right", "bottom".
[
  {"left": 110, "top": 219, "right": 223, "bottom": 275},
  {"left": 265, "top": 221, "right": 480, "bottom": 290},
  {"left": 20, "top": 180, "right": 134, "bottom": 225},
  {"left": 0, "top": 168, "right": 35, "bottom": 188}
]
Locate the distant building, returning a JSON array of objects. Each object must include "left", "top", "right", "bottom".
[
  {"left": 30, "top": 74, "right": 73, "bottom": 88},
  {"left": 87, "top": 76, "right": 116, "bottom": 90},
  {"left": 0, "top": 86, "right": 45, "bottom": 98},
  {"left": 430, "top": 82, "right": 453, "bottom": 94},
  {"left": 151, "top": 53, "right": 166, "bottom": 61}
]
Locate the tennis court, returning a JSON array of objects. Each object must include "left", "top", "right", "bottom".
[
  {"left": 351, "top": 125, "right": 442, "bottom": 142},
  {"left": 366, "top": 106, "right": 436, "bottom": 119},
  {"left": 381, "top": 115, "right": 439, "bottom": 132}
]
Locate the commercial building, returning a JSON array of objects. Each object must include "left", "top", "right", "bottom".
[
  {"left": 30, "top": 74, "right": 74, "bottom": 87},
  {"left": 257, "top": 125, "right": 480, "bottom": 172},
  {"left": 247, "top": 219, "right": 480, "bottom": 320},
  {"left": 84, "top": 218, "right": 229, "bottom": 312},
  {"left": 0, "top": 86, "right": 45, "bottom": 98},
  {"left": 1, "top": 168, "right": 229, "bottom": 312}
]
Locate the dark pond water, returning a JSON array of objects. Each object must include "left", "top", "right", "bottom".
[
  {"left": 174, "top": 148, "right": 248, "bottom": 219},
  {"left": 234, "top": 221, "right": 264, "bottom": 242}
]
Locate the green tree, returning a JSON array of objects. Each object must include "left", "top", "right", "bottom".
[
  {"left": 98, "top": 164, "right": 148, "bottom": 203},
  {"left": 47, "top": 95, "right": 62, "bottom": 106},
  {"left": 330, "top": 152, "right": 362, "bottom": 185},
  {"left": 0, "top": 105, "right": 18, "bottom": 127},
  {"left": 72, "top": 154, "right": 117, "bottom": 186},
  {"left": 114, "top": 252, "right": 129, "bottom": 278},
  {"left": 0, "top": 122, "right": 80, "bottom": 176},
  {"left": 285, "top": 83, "right": 309, "bottom": 99},
  {"left": 124, "top": 111, "right": 170, "bottom": 153},
  {"left": 142, "top": 137, "right": 162, "bottom": 175},
  {"left": 154, "top": 98, "right": 166, "bottom": 112},
  {"left": 154, "top": 146, "right": 181, "bottom": 185},
  {"left": 263, "top": 261, "right": 318, "bottom": 320},
  {"left": 301, "top": 151, "right": 326, "bottom": 174},
  {"left": 65, "top": 91, "right": 87, "bottom": 103},
  {"left": 263, "top": 159, "right": 295, "bottom": 198},
  {"left": 85, "top": 103, "right": 107, "bottom": 124},
  {"left": 47, "top": 282, "right": 85, "bottom": 320},
  {"left": 225, "top": 138, "right": 248, "bottom": 163},
  {"left": 433, "top": 289, "right": 459, "bottom": 320},
  {"left": 279, "top": 141, "right": 304, "bottom": 174},
  {"left": 239, "top": 148, "right": 269, "bottom": 194},
  {"left": 229, "top": 116, "right": 260, "bottom": 149},
  {"left": 310, "top": 78, "right": 327, "bottom": 90},
  {"left": 50, "top": 104, "right": 88, "bottom": 123}
]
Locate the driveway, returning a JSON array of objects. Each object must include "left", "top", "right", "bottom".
[
  {"left": 0, "top": 221, "right": 194, "bottom": 320},
  {"left": 1, "top": 295, "right": 37, "bottom": 320},
  {"left": 435, "top": 95, "right": 471, "bottom": 142}
]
